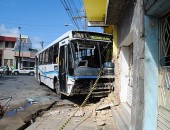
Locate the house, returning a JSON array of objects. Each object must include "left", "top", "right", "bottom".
[
  {"left": 83, "top": 0, "right": 170, "bottom": 130},
  {"left": 0, "top": 35, "right": 37, "bottom": 69},
  {"left": 0, "top": 36, "right": 16, "bottom": 67}
]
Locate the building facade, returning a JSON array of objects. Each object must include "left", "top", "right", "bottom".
[
  {"left": 0, "top": 36, "right": 16, "bottom": 67},
  {"left": 0, "top": 35, "right": 37, "bottom": 68},
  {"left": 83, "top": 0, "right": 170, "bottom": 130}
]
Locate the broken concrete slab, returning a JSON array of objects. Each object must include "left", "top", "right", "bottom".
[{"left": 96, "top": 103, "right": 114, "bottom": 111}]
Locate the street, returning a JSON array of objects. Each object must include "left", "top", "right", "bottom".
[
  {"left": 0, "top": 75, "right": 56, "bottom": 106},
  {"left": 0, "top": 75, "right": 117, "bottom": 130}
]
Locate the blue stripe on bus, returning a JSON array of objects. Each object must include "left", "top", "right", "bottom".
[
  {"left": 38, "top": 68, "right": 98, "bottom": 79},
  {"left": 38, "top": 68, "right": 58, "bottom": 76},
  {"left": 45, "top": 71, "right": 59, "bottom": 74}
]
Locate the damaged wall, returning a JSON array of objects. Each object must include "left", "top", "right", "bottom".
[{"left": 116, "top": 0, "right": 145, "bottom": 130}]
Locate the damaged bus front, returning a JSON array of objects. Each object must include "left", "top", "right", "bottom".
[{"left": 61, "top": 31, "right": 114, "bottom": 97}]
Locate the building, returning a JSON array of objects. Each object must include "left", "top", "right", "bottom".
[
  {"left": 0, "top": 36, "right": 16, "bottom": 67},
  {"left": 83, "top": 0, "right": 170, "bottom": 130},
  {"left": 14, "top": 35, "right": 37, "bottom": 68},
  {"left": 0, "top": 35, "right": 37, "bottom": 68}
]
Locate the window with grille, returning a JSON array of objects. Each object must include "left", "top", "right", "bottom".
[
  {"left": 5, "top": 41, "right": 15, "bottom": 48},
  {"left": 160, "top": 13, "right": 170, "bottom": 66}
]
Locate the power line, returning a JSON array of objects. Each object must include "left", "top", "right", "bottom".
[
  {"left": 0, "top": 21, "right": 61, "bottom": 27},
  {"left": 60, "top": 0, "right": 80, "bottom": 30},
  {"left": 71, "top": 0, "right": 84, "bottom": 29},
  {"left": 60, "top": 0, "right": 87, "bottom": 31}
]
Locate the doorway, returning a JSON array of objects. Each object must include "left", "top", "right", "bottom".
[
  {"left": 59, "top": 45, "right": 67, "bottom": 93},
  {"left": 127, "top": 43, "right": 133, "bottom": 107}
]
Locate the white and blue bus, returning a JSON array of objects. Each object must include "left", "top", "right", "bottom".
[{"left": 35, "top": 31, "right": 114, "bottom": 98}]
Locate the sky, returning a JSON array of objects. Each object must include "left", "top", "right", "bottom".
[{"left": 0, "top": 0, "right": 102, "bottom": 50}]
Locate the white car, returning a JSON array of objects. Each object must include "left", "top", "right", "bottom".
[{"left": 12, "top": 67, "right": 35, "bottom": 76}]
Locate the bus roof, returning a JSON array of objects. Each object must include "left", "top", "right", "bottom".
[
  {"left": 36, "top": 31, "right": 72, "bottom": 55},
  {"left": 36, "top": 30, "right": 112, "bottom": 55}
]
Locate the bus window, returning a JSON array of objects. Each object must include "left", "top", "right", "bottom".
[
  {"left": 39, "top": 53, "right": 42, "bottom": 65},
  {"left": 48, "top": 46, "right": 53, "bottom": 64},
  {"left": 42, "top": 51, "right": 45, "bottom": 65},
  {"left": 53, "top": 43, "right": 59, "bottom": 64},
  {"left": 45, "top": 49, "right": 48, "bottom": 64}
]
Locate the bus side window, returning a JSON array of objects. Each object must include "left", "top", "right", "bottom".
[
  {"left": 48, "top": 47, "right": 53, "bottom": 64},
  {"left": 53, "top": 43, "right": 59, "bottom": 64},
  {"left": 42, "top": 51, "right": 45, "bottom": 65},
  {"left": 45, "top": 49, "right": 48, "bottom": 64}
]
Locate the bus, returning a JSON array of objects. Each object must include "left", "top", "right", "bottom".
[{"left": 35, "top": 31, "right": 114, "bottom": 98}]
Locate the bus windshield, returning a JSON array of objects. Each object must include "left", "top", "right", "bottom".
[{"left": 71, "top": 40, "right": 112, "bottom": 68}]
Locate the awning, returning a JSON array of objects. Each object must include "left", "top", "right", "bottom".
[
  {"left": 105, "top": 0, "right": 129, "bottom": 24},
  {"left": 83, "top": 0, "right": 107, "bottom": 27},
  {"left": 83, "top": 0, "right": 129, "bottom": 26}
]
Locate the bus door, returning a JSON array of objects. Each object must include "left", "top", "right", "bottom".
[{"left": 59, "top": 45, "right": 67, "bottom": 93}]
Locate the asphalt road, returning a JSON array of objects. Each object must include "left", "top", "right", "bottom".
[
  {"left": 0, "top": 75, "right": 59, "bottom": 130},
  {"left": 0, "top": 75, "right": 56, "bottom": 106}
]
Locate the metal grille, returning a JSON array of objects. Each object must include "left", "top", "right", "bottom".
[
  {"left": 160, "top": 13, "right": 170, "bottom": 66},
  {"left": 159, "top": 13, "right": 170, "bottom": 90}
]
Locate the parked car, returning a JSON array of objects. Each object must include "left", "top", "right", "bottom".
[
  {"left": 0, "top": 66, "right": 13, "bottom": 75},
  {"left": 12, "top": 67, "right": 35, "bottom": 76},
  {"left": 0, "top": 66, "right": 6, "bottom": 72}
]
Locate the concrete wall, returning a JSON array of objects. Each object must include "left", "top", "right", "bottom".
[
  {"left": 117, "top": 0, "right": 145, "bottom": 130},
  {"left": 117, "top": 0, "right": 135, "bottom": 45},
  {"left": 3, "top": 49, "right": 15, "bottom": 59},
  {"left": 143, "top": 16, "right": 158, "bottom": 130}
]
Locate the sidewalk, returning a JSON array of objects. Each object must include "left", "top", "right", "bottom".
[{"left": 26, "top": 98, "right": 117, "bottom": 130}]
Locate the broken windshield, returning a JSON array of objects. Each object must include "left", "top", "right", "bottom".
[{"left": 71, "top": 40, "right": 113, "bottom": 68}]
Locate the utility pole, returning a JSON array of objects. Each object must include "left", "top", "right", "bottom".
[
  {"left": 22, "top": 42, "right": 24, "bottom": 67},
  {"left": 18, "top": 27, "right": 21, "bottom": 69},
  {"left": 73, "top": 15, "right": 87, "bottom": 31},
  {"left": 40, "top": 41, "right": 44, "bottom": 49}
]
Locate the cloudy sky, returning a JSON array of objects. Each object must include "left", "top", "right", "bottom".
[
  {"left": 0, "top": 0, "right": 102, "bottom": 50},
  {"left": 0, "top": 0, "right": 81, "bottom": 49}
]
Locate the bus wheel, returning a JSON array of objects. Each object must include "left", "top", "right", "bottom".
[
  {"left": 39, "top": 74, "right": 42, "bottom": 85},
  {"left": 54, "top": 80, "right": 63, "bottom": 99}
]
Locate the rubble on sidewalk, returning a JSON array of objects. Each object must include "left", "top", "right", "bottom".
[
  {"left": 17, "top": 94, "right": 117, "bottom": 130},
  {"left": 74, "top": 109, "right": 85, "bottom": 117}
]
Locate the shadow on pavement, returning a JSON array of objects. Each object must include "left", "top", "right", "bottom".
[{"left": 0, "top": 76, "right": 19, "bottom": 81}]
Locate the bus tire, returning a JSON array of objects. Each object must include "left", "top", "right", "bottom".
[
  {"left": 39, "top": 74, "right": 42, "bottom": 85},
  {"left": 54, "top": 79, "right": 64, "bottom": 99}
]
